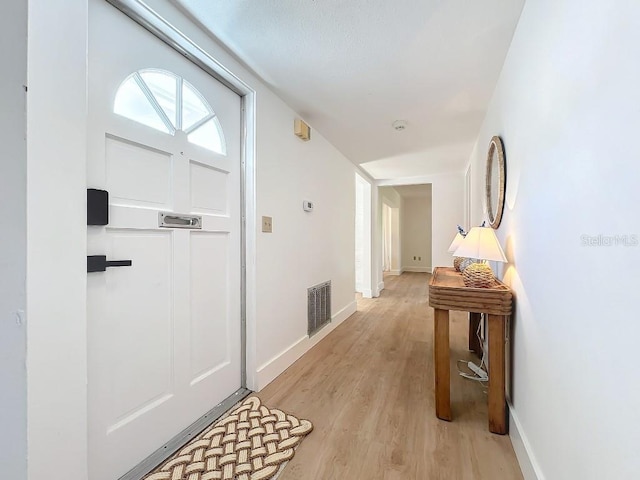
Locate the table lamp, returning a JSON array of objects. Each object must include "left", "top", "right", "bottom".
[
  {"left": 447, "top": 228, "right": 466, "bottom": 271},
  {"left": 447, "top": 233, "right": 465, "bottom": 253},
  {"left": 453, "top": 226, "right": 507, "bottom": 287}
]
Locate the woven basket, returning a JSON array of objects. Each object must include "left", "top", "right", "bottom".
[
  {"left": 453, "top": 256, "right": 464, "bottom": 272},
  {"left": 462, "top": 262, "right": 496, "bottom": 288}
]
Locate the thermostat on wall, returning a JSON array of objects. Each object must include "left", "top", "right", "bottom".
[{"left": 303, "top": 200, "right": 314, "bottom": 212}]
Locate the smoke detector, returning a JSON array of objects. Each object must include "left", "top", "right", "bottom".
[{"left": 392, "top": 120, "right": 408, "bottom": 131}]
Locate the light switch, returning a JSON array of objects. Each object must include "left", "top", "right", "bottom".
[{"left": 262, "top": 216, "right": 273, "bottom": 233}]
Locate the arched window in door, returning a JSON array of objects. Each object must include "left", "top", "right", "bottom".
[{"left": 114, "top": 68, "right": 226, "bottom": 155}]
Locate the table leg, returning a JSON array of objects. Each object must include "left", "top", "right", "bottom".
[
  {"left": 488, "top": 314, "right": 507, "bottom": 434},
  {"left": 434, "top": 308, "right": 451, "bottom": 421}
]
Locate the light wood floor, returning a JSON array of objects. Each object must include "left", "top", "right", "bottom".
[{"left": 258, "top": 272, "right": 523, "bottom": 480}]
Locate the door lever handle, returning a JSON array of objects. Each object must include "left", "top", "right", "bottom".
[{"left": 87, "top": 255, "right": 133, "bottom": 273}]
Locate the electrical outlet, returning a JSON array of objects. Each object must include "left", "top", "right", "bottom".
[
  {"left": 418, "top": 256, "right": 421, "bottom": 261},
  {"left": 413, "top": 256, "right": 416, "bottom": 260},
  {"left": 261, "top": 216, "right": 273, "bottom": 233}
]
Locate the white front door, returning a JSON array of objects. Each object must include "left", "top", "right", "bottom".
[{"left": 87, "top": 2, "right": 242, "bottom": 478}]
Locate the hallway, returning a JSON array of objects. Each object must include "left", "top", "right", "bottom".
[{"left": 258, "top": 272, "right": 523, "bottom": 479}]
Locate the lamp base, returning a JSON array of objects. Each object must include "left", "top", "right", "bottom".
[
  {"left": 459, "top": 257, "right": 481, "bottom": 272},
  {"left": 462, "top": 263, "right": 496, "bottom": 288}
]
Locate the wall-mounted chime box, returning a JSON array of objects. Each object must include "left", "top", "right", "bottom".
[{"left": 294, "top": 119, "right": 311, "bottom": 141}]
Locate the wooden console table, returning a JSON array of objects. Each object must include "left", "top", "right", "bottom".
[{"left": 428, "top": 267, "right": 512, "bottom": 434}]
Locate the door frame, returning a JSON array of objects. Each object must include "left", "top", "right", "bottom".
[
  {"left": 354, "top": 173, "right": 372, "bottom": 297},
  {"left": 105, "top": 0, "right": 257, "bottom": 390}
]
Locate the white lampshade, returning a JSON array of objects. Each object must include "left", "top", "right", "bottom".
[
  {"left": 447, "top": 233, "right": 465, "bottom": 253},
  {"left": 453, "top": 226, "right": 507, "bottom": 263}
]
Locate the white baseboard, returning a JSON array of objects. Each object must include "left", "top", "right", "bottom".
[
  {"left": 388, "top": 269, "right": 402, "bottom": 276},
  {"left": 375, "top": 281, "right": 384, "bottom": 297},
  {"left": 401, "top": 266, "right": 431, "bottom": 273},
  {"left": 255, "top": 301, "right": 357, "bottom": 390},
  {"left": 509, "top": 404, "right": 544, "bottom": 480},
  {"left": 361, "top": 289, "right": 373, "bottom": 298}
]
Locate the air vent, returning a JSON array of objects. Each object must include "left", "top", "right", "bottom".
[{"left": 308, "top": 281, "right": 331, "bottom": 336}]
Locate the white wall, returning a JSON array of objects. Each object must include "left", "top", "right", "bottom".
[
  {"left": 253, "top": 89, "right": 361, "bottom": 386},
  {"left": 379, "top": 173, "right": 464, "bottom": 271},
  {"left": 401, "top": 194, "right": 432, "bottom": 272},
  {"left": 467, "top": 1, "right": 640, "bottom": 478},
  {"left": 0, "top": 1, "right": 27, "bottom": 478},
  {"left": 379, "top": 186, "right": 402, "bottom": 209}
]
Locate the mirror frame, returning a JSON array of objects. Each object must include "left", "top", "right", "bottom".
[{"left": 485, "top": 135, "right": 506, "bottom": 229}]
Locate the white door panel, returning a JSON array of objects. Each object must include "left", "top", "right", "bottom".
[
  {"left": 88, "top": 1, "right": 242, "bottom": 478},
  {"left": 105, "top": 136, "right": 174, "bottom": 209}
]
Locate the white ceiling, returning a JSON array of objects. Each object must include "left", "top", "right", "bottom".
[{"left": 175, "top": 0, "right": 525, "bottom": 179}]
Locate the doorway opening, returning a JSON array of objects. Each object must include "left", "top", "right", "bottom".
[
  {"left": 379, "top": 184, "right": 433, "bottom": 280},
  {"left": 354, "top": 173, "right": 372, "bottom": 297},
  {"left": 396, "top": 184, "right": 433, "bottom": 274}
]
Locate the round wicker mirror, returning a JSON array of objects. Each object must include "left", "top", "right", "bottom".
[{"left": 485, "top": 136, "right": 506, "bottom": 229}]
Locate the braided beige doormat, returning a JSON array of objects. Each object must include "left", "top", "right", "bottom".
[{"left": 143, "top": 396, "right": 313, "bottom": 480}]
